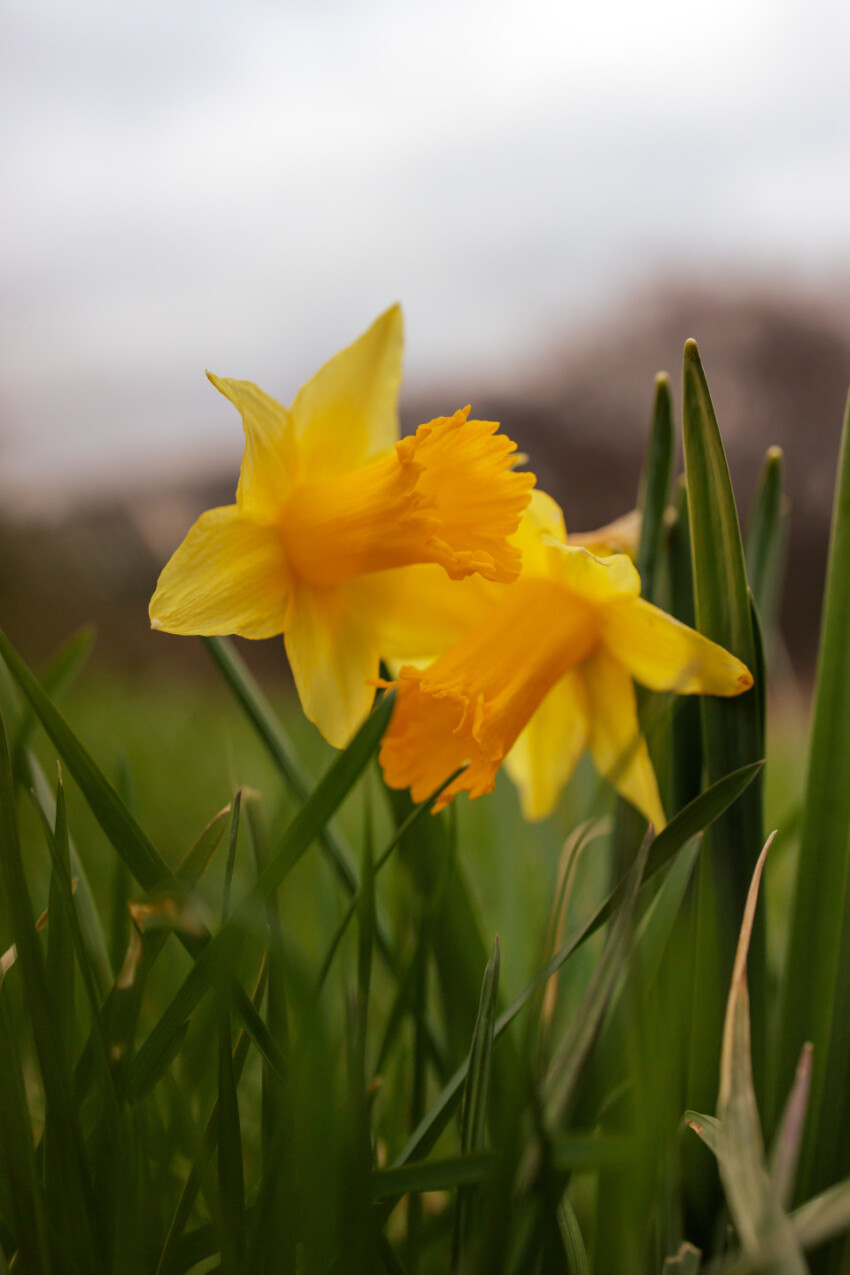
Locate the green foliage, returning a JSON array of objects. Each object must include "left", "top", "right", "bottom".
[{"left": 0, "top": 354, "right": 848, "bottom": 1273}]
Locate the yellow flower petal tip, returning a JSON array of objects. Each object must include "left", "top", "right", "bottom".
[{"left": 150, "top": 309, "right": 533, "bottom": 747}]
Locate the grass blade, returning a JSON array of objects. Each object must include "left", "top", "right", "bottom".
[
  {"left": 558, "top": 1193, "right": 590, "bottom": 1275},
  {"left": 769, "top": 1043, "right": 813, "bottom": 1215},
  {"left": 0, "top": 707, "right": 98, "bottom": 1273},
  {"left": 745, "top": 445, "right": 788, "bottom": 633},
  {"left": 26, "top": 751, "right": 113, "bottom": 996},
  {"left": 0, "top": 625, "right": 173, "bottom": 892},
  {"left": 681, "top": 338, "right": 765, "bottom": 1119},
  {"left": 636, "top": 371, "right": 676, "bottom": 604},
  {"left": 11, "top": 626, "right": 95, "bottom": 761},
  {"left": 543, "top": 831, "right": 649, "bottom": 1128},
  {"left": 43, "top": 771, "right": 76, "bottom": 1208},
  {"left": 0, "top": 989, "right": 52, "bottom": 1273},
  {"left": 124, "top": 691, "right": 394, "bottom": 1101},
  {"left": 778, "top": 388, "right": 850, "bottom": 1198},
  {"left": 217, "top": 793, "right": 245, "bottom": 1271},
  {"left": 453, "top": 936, "right": 500, "bottom": 1266}
]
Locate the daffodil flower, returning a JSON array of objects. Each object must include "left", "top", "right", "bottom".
[
  {"left": 149, "top": 307, "right": 535, "bottom": 747},
  {"left": 377, "top": 492, "right": 753, "bottom": 826}
]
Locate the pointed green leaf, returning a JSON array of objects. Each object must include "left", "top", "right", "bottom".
[
  {"left": 454, "top": 937, "right": 500, "bottom": 1264},
  {"left": 682, "top": 338, "right": 765, "bottom": 1116},
  {"left": 636, "top": 371, "right": 675, "bottom": 604},
  {"left": 778, "top": 388, "right": 850, "bottom": 1198},
  {"left": 558, "top": 1194, "right": 590, "bottom": 1275},
  {"left": 543, "top": 832, "right": 649, "bottom": 1127},
  {"left": 745, "top": 445, "right": 787, "bottom": 632},
  {"left": 217, "top": 792, "right": 245, "bottom": 1273},
  {"left": 0, "top": 625, "right": 173, "bottom": 891},
  {"left": 11, "top": 626, "right": 94, "bottom": 761},
  {"left": 769, "top": 1043, "right": 813, "bottom": 1215}
]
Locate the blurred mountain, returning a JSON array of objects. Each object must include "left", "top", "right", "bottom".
[{"left": 2, "top": 284, "right": 849, "bottom": 677}]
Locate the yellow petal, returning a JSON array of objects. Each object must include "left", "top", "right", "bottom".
[
  {"left": 206, "top": 375, "right": 299, "bottom": 523},
  {"left": 359, "top": 565, "right": 501, "bottom": 664},
  {"left": 513, "top": 489, "right": 568, "bottom": 578},
  {"left": 290, "top": 305, "right": 403, "bottom": 478},
  {"left": 549, "top": 542, "right": 642, "bottom": 603},
  {"left": 504, "top": 672, "right": 589, "bottom": 820},
  {"left": 581, "top": 646, "right": 666, "bottom": 829},
  {"left": 600, "top": 597, "right": 754, "bottom": 696},
  {"left": 283, "top": 580, "right": 381, "bottom": 748},
  {"left": 149, "top": 507, "right": 290, "bottom": 638}
]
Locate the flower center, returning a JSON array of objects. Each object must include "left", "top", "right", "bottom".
[{"left": 278, "top": 409, "right": 534, "bottom": 589}]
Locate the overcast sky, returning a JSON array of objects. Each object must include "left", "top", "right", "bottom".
[{"left": 2, "top": 0, "right": 849, "bottom": 507}]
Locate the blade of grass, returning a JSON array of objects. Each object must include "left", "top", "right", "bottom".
[
  {"left": 768, "top": 1043, "right": 813, "bottom": 1215},
  {"left": 43, "top": 770, "right": 75, "bottom": 1208},
  {"left": 73, "top": 805, "right": 229, "bottom": 1101},
  {"left": 124, "top": 691, "right": 394, "bottom": 1101},
  {"left": 666, "top": 480, "right": 703, "bottom": 815},
  {"left": 37, "top": 780, "right": 127, "bottom": 1251},
  {"left": 453, "top": 937, "right": 500, "bottom": 1267},
  {"left": 217, "top": 793, "right": 245, "bottom": 1271},
  {"left": 682, "top": 338, "right": 765, "bottom": 1119},
  {"left": 315, "top": 766, "right": 464, "bottom": 994},
  {"left": 245, "top": 800, "right": 293, "bottom": 1274},
  {"left": 0, "top": 625, "right": 173, "bottom": 893},
  {"left": 558, "top": 1194, "right": 590, "bottom": 1275},
  {"left": 636, "top": 371, "right": 676, "bottom": 604},
  {"left": 0, "top": 988, "right": 52, "bottom": 1274},
  {"left": 778, "top": 388, "right": 850, "bottom": 1198},
  {"left": 543, "top": 831, "right": 649, "bottom": 1128},
  {"left": 26, "top": 751, "right": 113, "bottom": 996},
  {"left": 11, "top": 626, "right": 95, "bottom": 761},
  {"left": 155, "top": 960, "right": 268, "bottom": 1275},
  {"left": 202, "top": 634, "right": 358, "bottom": 892},
  {"left": 714, "top": 835, "right": 802, "bottom": 1266},
  {"left": 745, "top": 445, "right": 787, "bottom": 634},
  {"left": 372, "top": 1153, "right": 494, "bottom": 1200},
  {"left": 688, "top": 836, "right": 805, "bottom": 1271},
  {"left": 0, "top": 707, "right": 98, "bottom": 1273}
]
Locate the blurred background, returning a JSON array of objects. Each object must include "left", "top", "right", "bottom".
[{"left": 3, "top": 0, "right": 850, "bottom": 680}]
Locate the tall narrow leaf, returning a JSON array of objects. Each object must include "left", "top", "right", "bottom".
[
  {"left": 453, "top": 937, "right": 500, "bottom": 1266},
  {"left": 682, "top": 339, "right": 764, "bottom": 1116},
  {"left": 0, "top": 707, "right": 98, "bottom": 1273},
  {"left": 779, "top": 388, "right": 850, "bottom": 1199},
  {"left": 745, "top": 445, "right": 788, "bottom": 635},
  {"left": 636, "top": 371, "right": 676, "bottom": 604}
]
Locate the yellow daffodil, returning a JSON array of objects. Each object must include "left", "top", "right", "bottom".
[
  {"left": 377, "top": 492, "right": 753, "bottom": 827},
  {"left": 149, "top": 307, "right": 535, "bottom": 747}
]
